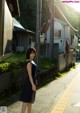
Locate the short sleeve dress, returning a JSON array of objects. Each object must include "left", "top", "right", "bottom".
[{"left": 19, "top": 60, "right": 37, "bottom": 103}]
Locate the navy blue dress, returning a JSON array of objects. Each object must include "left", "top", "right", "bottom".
[{"left": 19, "top": 60, "right": 37, "bottom": 103}]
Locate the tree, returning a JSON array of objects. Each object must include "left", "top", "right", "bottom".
[{"left": 17, "top": 0, "right": 37, "bottom": 32}]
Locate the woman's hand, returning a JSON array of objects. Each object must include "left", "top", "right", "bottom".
[
  {"left": 32, "top": 84, "right": 36, "bottom": 91},
  {"left": 36, "top": 80, "right": 38, "bottom": 85}
]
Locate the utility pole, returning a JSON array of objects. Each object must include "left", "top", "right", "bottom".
[
  {"left": 49, "top": 0, "right": 54, "bottom": 60},
  {"left": 49, "top": 16, "right": 54, "bottom": 60},
  {"left": 36, "top": 0, "right": 42, "bottom": 64}
]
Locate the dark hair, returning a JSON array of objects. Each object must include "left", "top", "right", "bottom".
[{"left": 26, "top": 48, "right": 36, "bottom": 59}]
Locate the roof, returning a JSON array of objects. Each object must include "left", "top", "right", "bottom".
[
  {"left": 6, "top": 0, "right": 20, "bottom": 17},
  {"left": 14, "top": 18, "right": 25, "bottom": 30},
  {"left": 13, "top": 18, "right": 35, "bottom": 34},
  {"left": 46, "top": 0, "right": 78, "bottom": 32},
  {"left": 41, "top": 18, "right": 67, "bottom": 33},
  {"left": 55, "top": 3, "right": 78, "bottom": 32},
  {"left": 41, "top": 21, "right": 50, "bottom": 33}
]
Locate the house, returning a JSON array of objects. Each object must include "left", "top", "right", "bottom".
[
  {"left": 13, "top": 19, "right": 35, "bottom": 52},
  {"left": 41, "top": 17, "right": 78, "bottom": 71},
  {"left": 40, "top": 0, "right": 79, "bottom": 71},
  {"left": 0, "top": 0, "right": 20, "bottom": 56},
  {"left": 41, "top": 18, "right": 68, "bottom": 57}
]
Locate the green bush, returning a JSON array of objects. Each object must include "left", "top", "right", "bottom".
[
  {"left": 0, "top": 63, "right": 10, "bottom": 74},
  {"left": 0, "top": 61, "right": 26, "bottom": 74},
  {"left": 39, "top": 58, "right": 55, "bottom": 69},
  {"left": 0, "top": 53, "right": 26, "bottom": 74},
  {"left": 0, "top": 54, "right": 56, "bottom": 74}
]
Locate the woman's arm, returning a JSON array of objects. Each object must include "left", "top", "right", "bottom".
[{"left": 27, "top": 62, "right": 36, "bottom": 91}]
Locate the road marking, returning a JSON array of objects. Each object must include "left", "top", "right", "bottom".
[
  {"left": 51, "top": 73, "right": 80, "bottom": 113},
  {"left": 74, "top": 102, "right": 80, "bottom": 107}
]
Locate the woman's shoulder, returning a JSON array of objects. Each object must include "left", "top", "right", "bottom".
[
  {"left": 26, "top": 60, "right": 37, "bottom": 66},
  {"left": 26, "top": 60, "right": 31, "bottom": 65}
]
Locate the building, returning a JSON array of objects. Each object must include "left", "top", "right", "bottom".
[
  {"left": 0, "top": 0, "right": 20, "bottom": 56},
  {"left": 13, "top": 18, "right": 35, "bottom": 52}
]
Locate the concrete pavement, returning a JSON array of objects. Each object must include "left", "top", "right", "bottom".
[{"left": 6, "top": 63, "right": 80, "bottom": 113}]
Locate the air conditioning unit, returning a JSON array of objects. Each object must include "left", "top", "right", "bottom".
[
  {"left": 16, "top": 46, "right": 24, "bottom": 52},
  {"left": 31, "top": 42, "right": 35, "bottom": 48},
  {"left": 40, "top": 34, "right": 45, "bottom": 43}
]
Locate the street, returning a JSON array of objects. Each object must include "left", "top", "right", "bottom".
[{"left": 7, "top": 62, "right": 80, "bottom": 113}]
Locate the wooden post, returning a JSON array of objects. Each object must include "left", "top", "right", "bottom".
[{"left": 36, "top": 0, "right": 42, "bottom": 64}]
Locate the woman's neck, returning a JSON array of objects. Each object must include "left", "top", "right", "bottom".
[{"left": 27, "top": 59, "right": 33, "bottom": 61}]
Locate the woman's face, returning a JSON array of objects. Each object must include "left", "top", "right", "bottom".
[{"left": 29, "top": 52, "right": 36, "bottom": 60}]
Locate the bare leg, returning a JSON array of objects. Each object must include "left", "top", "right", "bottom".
[
  {"left": 27, "top": 103, "right": 32, "bottom": 113},
  {"left": 21, "top": 102, "right": 27, "bottom": 113}
]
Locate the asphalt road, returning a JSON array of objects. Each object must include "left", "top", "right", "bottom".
[{"left": 6, "top": 63, "right": 80, "bottom": 113}]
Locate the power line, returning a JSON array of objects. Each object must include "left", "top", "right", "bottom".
[
  {"left": 55, "top": 0, "right": 78, "bottom": 32},
  {"left": 47, "top": 0, "right": 78, "bottom": 32}
]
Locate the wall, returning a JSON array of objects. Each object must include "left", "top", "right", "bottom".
[
  {"left": 15, "top": 32, "right": 35, "bottom": 51},
  {"left": 72, "top": 35, "right": 78, "bottom": 48},
  {"left": 64, "top": 26, "right": 71, "bottom": 44},
  {"left": 46, "top": 20, "right": 65, "bottom": 52},
  {"left": 3, "top": 1, "right": 13, "bottom": 54},
  {"left": 54, "top": 21, "right": 65, "bottom": 52},
  {"left": 58, "top": 53, "right": 66, "bottom": 71},
  {"left": 54, "top": 38, "right": 64, "bottom": 52},
  {"left": 46, "top": 27, "right": 50, "bottom": 43},
  {"left": 58, "top": 52, "right": 74, "bottom": 71},
  {"left": 0, "top": 0, "right": 4, "bottom": 55},
  {"left": 0, "top": 66, "right": 57, "bottom": 99}
]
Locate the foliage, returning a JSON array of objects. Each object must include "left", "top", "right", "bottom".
[
  {"left": 0, "top": 63, "right": 10, "bottom": 74},
  {"left": 17, "top": 0, "right": 37, "bottom": 32},
  {"left": 39, "top": 57, "right": 55, "bottom": 69},
  {"left": 57, "top": 72, "right": 63, "bottom": 77},
  {"left": 17, "top": 0, "right": 80, "bottom": 33},
  {"left": 55, "top": 0, "right": 79, "bottom": 30},
  {"left": 6, "top": 53, "right": 26, "bottom": 63},
  {"left": 0, "top": 53, "right": 26, "bottom": 74},
  {"left": 0, "top": 54, "right": 56, "bottom": 74},
  {"left": 42, "top": 0, "right": 50, "bottom": 24}
]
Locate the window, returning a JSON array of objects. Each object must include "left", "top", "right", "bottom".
[
  {"left": 29, "top": 38, "right": 31, "bottom": 45},
  {"left": 78, "top": 38, "right": 80, "bottom": 43},
  {"left": 71, "top": 35, "right": 74, "bottom": 44},
  {"left": 54, "top": 30, "right": 61, "bottom": 37}
]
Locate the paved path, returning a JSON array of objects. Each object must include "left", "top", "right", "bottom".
[{"left": 7, "top": 63, "right": 80, "bottom": 113}]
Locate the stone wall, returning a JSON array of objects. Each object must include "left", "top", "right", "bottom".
[
  {"left": 58, "top": 52, "right": 75, "bottom": 71},
  {"left": 0, "top": 66, "right": 57, "bottom": 99}
]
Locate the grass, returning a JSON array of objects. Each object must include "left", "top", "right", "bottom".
[
  {"left": 57, "top": 72, "right": 64, "bottom": 77},
  {"left": 39, "top": 58, "right": 55, "bottom": 69},
  {"left": 6, "top": 53, "right": 26, "bottom": 63}
]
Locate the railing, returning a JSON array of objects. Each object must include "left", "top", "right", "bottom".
[
  {"left": 0, "top": 53, "right": 12, "bottom": 62},
  {"left": 36, "top": 65, "right": 58, "bottom": 86},
  {"left": 0, "top": 65, "right": 58, "bottom": 100}
]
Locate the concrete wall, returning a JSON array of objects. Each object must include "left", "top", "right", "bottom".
[
  {"left": 64, "top": 26, "right": 71, "bottom": 44},
  {"left": 45, "top": 20, "right": 65, "bottom": 52},
  {"left": 3, "top": 1, "right": 13, "bottom": 54},
  {"left": 0, "top": 1, "right": 13, "bottom": 56},
  {"left": 0, "top": 66, "right": 57, "bottom": 98},
  {"left": 14, "top": 32, "right": 35, "bottom": 52},
  {"left": 58, "top": 52, "right": 74, "bottom": 71},
  {"left": 58, "top": 53, "right": 66, "bottom": 71},
  {"left": 0, "top": 0, "right": 4, "bottom": 55}
]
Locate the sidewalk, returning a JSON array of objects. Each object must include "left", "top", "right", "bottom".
[{"left": 7, "top": 63, "right": 80, "bottom": 113}]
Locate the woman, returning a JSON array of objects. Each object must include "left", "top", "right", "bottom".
[{"left": 19, "top": 48, "right": 37, "bottom": 113}]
